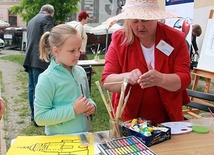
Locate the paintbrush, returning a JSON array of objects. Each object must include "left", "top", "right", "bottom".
[
  {"left": 95, "top": 81, "right": 114, "bottom": 119},
  {"left": 107, "top": 90, "right": 115, "bottom": 117},
  {"left": 104, "top": 81, "right": 123, "bottom": 85},
  {"left": 208, "top": 108, "right": 214, "bottom": 117},
  {"left": 120, "top": 86, "right": 132, "bottom": 117},
  {"left": 115, "top": 77, "right": 129, "bottom": 120},
  {"left": 95, "top": 81, "right": 121, "bottom": 137}
]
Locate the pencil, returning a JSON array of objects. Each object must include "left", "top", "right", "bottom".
[{"left": 80, "top": 84, "right": 84, "bottom": 96}]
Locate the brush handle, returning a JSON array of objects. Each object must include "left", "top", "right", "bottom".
[
  {"left": 104, "top": 81, "right": 123, "bottom": 85},
  {"left": 95, "top": 81, "right": 114, "bottom": 119}
]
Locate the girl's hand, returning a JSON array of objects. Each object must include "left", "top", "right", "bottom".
[
  {"left": 83, "top": 102, "right": 96, "bottom": 116},
  {"left": 73, "top": 95, "right": 88, "bottom": 115}
]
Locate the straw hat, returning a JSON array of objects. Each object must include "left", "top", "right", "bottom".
[{"left": 106, "top": 0, "right": 180, "bottom": 27}]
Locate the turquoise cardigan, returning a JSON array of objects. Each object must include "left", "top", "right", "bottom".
[{"left": 34, "top": 58, "right": 96, "bottom": 135}]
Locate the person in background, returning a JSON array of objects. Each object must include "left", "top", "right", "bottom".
[
  {"left": 34, "top": 24, "right": 96, "bottom": 135},
  {"left": 75, "top": 10, "right": 96, "bottom": 74},
  {"left": 190, "top": 24, "right": 202, "bottom": 70},
  {"left": 102, "top": 0, "right": 191, "bottom": 123},
  {"left": 76, "top": 10, "right": 89, "bottom": 60},
  {"left": 23, "top": 4, "right": 55, "bottom": 126},
  {"left": 0, "top": 98, "right": 5, "bottom": 120}
]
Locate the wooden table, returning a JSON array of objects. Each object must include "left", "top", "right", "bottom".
[
  {"left": 77, "top": 59, "right": 105, "bottom": 66},
  {"left": 95, "top": 130, "right": 214, "bottom": 155},
  {"left": 10, "top": 129, "right": 214, "bottom": 155},
  {"left": 150, "top": 131, "right": 214, "bottom": 155}
]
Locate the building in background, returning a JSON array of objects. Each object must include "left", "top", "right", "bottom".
[
  {"left": 70, "top": 0, "right": 125, "bottom": 26},
  {"left": 0, "top": 0, "right": 26, "bottom": 28},
  {"left": 0, "top": 0, "right": 125, "bottom": 28}
]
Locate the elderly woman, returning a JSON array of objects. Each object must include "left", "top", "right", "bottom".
[{"left": 102, "top": 0, "right": 191, "bottom": 123}]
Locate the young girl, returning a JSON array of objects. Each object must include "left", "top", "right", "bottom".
[{"left": 34, "top": 24, "right": 96, "bottom": 135}]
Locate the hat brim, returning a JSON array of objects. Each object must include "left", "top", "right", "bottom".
[{"left": 106, "top": 6, "right": 181, "bottom": 28}]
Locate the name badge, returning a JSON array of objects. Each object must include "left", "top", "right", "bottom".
[{"left": 156, "top": 40, "right": 174, "bottom": 56}]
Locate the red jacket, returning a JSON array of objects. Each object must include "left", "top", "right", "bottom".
[{"left": 102, "top": 22, "right": 191, "bottom": 123}]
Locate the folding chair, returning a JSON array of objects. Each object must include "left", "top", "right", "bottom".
[{"left": 183, "top": 89, "right": 214, "bottom": 118}]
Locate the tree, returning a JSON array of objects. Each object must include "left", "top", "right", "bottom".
[{"left": 10, "top": 0, "right": 81, "bottom": 24}]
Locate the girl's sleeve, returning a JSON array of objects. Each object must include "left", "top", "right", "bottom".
[
  {"left": 34, "top": 75, "right": 76, "bottom": 126},
  {"left": 83, "top": 69, "right": 96, "bottom": 108}
]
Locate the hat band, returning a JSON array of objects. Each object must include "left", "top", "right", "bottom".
[{"left": 122, "top": 2, "right": 158, "bottom": 10}]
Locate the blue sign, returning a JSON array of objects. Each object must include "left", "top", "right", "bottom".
[{"left": 166, "top": 0, "right": 194, "bottom": 6}]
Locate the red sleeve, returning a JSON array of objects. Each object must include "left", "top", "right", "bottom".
[{"left": 101, "top": 30, "right": 124, "bottom": 84}]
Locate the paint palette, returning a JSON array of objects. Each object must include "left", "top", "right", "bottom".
[{"left": 97, "top": 136, "right": 156, "bottom": 155}]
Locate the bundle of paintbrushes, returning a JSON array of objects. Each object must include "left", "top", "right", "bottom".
[{"left": 95, "top": 78, "right": 131, "bottom": 138}]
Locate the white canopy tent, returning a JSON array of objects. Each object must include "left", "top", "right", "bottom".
[
  {"left": 66, "top": 21, "right": 122, "bottom": 53},
  {"left": 66, "top": 21, "right": 93, "bottom": 33},
  {"left": 89, "top": 23, "right": 122, "bottom": 52},
  {"left": 89, "top": 23, "right": 122, "bottom": 35}
]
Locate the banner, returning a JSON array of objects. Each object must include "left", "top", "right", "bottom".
[{"left": 165, "top": 0, "right": 194, "bottom": 51}]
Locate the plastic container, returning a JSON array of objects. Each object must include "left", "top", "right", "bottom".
[
  {"left": 190, "top": 114, "right": 213, "bottom": 133},
  {"left": 198, "top": 112, "right": 214, "bottom": 132}
]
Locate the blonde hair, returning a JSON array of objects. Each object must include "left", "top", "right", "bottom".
[
  {"left": 121, "top": 19, "right": 135, "bottom": 45},
  {"left": 39, "top": 24, "right": 78, "bottom": 62}
]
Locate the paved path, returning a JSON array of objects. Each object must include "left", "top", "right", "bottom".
[
  {"left": 0, "top": 49, "right": 23, "bottom": 57},
  {"left": 0, "top": 49, "right": 23, "bottom": 155}
]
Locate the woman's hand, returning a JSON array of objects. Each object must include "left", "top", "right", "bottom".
[
  {"left": 127, "top": 69, "right": 142, "bottom": 85},
  {"left": 137, "top": 62, "right": 181, "bottom": 91},
  {"left": 137, "top": 62, "right": 163, "bottom": 89},
  {"left": 137, "top": 69, "right": 163, "bottom": 89}
]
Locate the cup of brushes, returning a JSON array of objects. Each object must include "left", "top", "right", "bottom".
[{"left": 95, "top": 78, "right": 130, "bottom": 139}]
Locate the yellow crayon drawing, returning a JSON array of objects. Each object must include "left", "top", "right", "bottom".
[{"left": 6, "top": 135, "right": 94, "bottom": 155}]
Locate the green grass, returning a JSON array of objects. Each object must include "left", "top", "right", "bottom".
[
  {"left": 0, "top": 53, "right": 110, "bottom": 136},
  {"left": 85, "top": 54, "right": 110, "bottom": 131},
  {"left": 0, "top": 54, "right": 24, "bottom": 65}
]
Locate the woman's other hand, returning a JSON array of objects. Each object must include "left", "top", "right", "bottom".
[
  {"left": 137, "top": 62, "right": 163, "bottom": 89},
  {"left": 127, "top": 69, "right": 142, "bottom": 85}
]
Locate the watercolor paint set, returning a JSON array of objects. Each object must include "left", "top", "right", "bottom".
[
  {"left": 97, "top": 136, "right": 156, "bottom": 155},
  {"left": 119, "top": 118, "right": 171, "bottom": 146}
]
